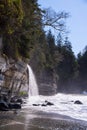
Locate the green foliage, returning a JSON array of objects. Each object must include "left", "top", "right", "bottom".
[
  {"left": 19, "top": 91, "right": 28, "bottom": 97},
  {"left": 56, "top": 37, "right": 78, "bottom": 89},
  {"left": 29, "top": 31, "right": 47, "bottom": 73},
  {"left": 46, "top": 30, "right": 62, "bottom": 69},
  {"left": 17, "top": 0, "right": 43, "bottom": 59},
  {"left": 76, "top": 47, "right": 87, "bottom": 90},
  {"left": 2, "top": 0, "right": 43, "bottom": 59},
  {"left": 3, "top": 34, "right": 20, "bottom": 59},
  {"left": 0, "top": 0, "right": 23, "bottom": 35},
  {"left": 1, "top": 0, "right": 69, "bottom": 62},
  {"left": 0, "top": 0, "right": 24, "bottom": 58},
  {"left": 78, "top": 49, "right": 87, "bottom": 79}
]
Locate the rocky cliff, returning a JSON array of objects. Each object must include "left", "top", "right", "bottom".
[
  {"left": 37, "top": 69, "right": 58, "bottom": 95},
  {"left": 0, "top": 55, "right": 58, "bottom": 96},
  {"left": 0, "top": 56, "right": 28, "bottom": 97}
]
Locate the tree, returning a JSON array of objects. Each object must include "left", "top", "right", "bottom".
[
  {"left": 29, "top": 30, "right": 47, "bottom": 73},
  {"left": 57, "top": 37, "right": 78, "bottom": 91},
  {"left": 0, "top": 0, "right": 23, "bottom": 35},
  {"left": 78, "top": 48, "right": 87, "bottom": 79},
  {"left": 64, "top": 37, "right": 72, "bottom": 52},
  {"left": 18, "top": 0, "right": 43, "bottom": 59},
  {"left": 42, "top": 8, "right": 69, "bottom": 31},
  {"left": 2, "top": 0, "right": 43, "bottom": 59},
  {"left": 56, "top": 32, "right": 63, "bottom": 53},
  {"left": 45, "top": 30, "right": 62, "bottom": 70},
  {"left": 77, "top": 47, "right": 87, "bottom": 90},
  {"left": 0, "top": 0, "right": 24, "bottom": 58},
  {"left": 1, "top": 1, "right": 69, "bottom": 60}
]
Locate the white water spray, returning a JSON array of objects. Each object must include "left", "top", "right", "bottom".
[{"left": 27, "top": 65, "right": 39, "bottom": 96}]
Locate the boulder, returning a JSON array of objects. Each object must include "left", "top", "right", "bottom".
[
  {"left": 32, "top": 104, "right": 40, "bottom": 106},
  {"left": 0, "top": 101, "right": 9, "bottom": 111},
  {"left": 9, "top": 103, "right": 21, "bottom": 109},
  {"left": 41, "top": 100, "right": 54, "bottom": 106},
  {"left": 45, "top": 100, "right": 54, "bottom": 106},
  {"left": 16, "top": 98, "right": 23, "bottom": 104},
  {"left": 41, "top": 104, "right": 47, "bottom": 106},
  {"left": 32, "top": 100, "right": 54, "bottom": 107},
  {"left": 74, "top": 100, "right": 83, "bottom": 105}
]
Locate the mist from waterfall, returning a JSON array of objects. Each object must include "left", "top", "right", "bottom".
[{"left": 27, "top": 65, "right": 39, "bottom": 97}]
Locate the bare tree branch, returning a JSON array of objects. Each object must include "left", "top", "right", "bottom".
[{"left": 42, "top": 8, "right": 69, "bottom": 31}]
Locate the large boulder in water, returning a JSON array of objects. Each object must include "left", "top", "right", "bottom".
[
  {"left": 74, "top": 100, "right": 83, "bottom": 104},
  {"left": 45, "top": 100, "right": 54, "bottom": 106}
]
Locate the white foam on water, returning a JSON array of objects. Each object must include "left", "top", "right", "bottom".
[
  {"left": 26, "top": 65, "right": 87, "bottom": 122},
  {"left": 25, "top": 93, "right": 87, "bottom": 122}
]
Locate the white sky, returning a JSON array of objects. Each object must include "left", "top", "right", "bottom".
[{"left": 38, "top": 0, "right": 87, "bottom": 55}]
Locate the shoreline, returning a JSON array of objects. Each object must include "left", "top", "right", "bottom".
[
  {"left": 21, "top": 107, "right": 87, "bottom": 122},
  {"left": 0, "top": 109, "right": 87, "bottom": 130}
]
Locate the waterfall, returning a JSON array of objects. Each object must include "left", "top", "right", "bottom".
[{"left": 27, "top": 65, "right": 39, "bottom": 96}]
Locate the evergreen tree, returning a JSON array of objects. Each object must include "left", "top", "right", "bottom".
[
  {"left": 46, "top": 30, "right": 62, "bottom": 69},
  {"left": 0, "top": 0, "right": 23, "bottom": 58},
  {"left": 57, "top": 37, "right": 78, "bottom": 91},
  {"left": 0, "top": 0, "right": 23, "bottom": 35},
  {"left": 18, "top": 0, "right": 43, "bottom": 59},
  {"left": 77, "top": 47, "right": 87, "bottom": 90}
]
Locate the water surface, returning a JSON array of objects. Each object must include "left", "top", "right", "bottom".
[{"left": 0, "top": 93, "right": 87, "bottom": 130}]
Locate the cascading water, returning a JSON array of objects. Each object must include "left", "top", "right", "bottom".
[{"left": 27, "top": 65, "right": 39, "bottom": 97}]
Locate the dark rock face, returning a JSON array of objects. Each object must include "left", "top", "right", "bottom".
[
  {"left": 74, "top": 100, "right": 83, "bottom": 104},
  {"left": 0, "top": 58, "right": 29, "bottom": 101},
  {"left": 15, "top": 60, "right": 27, "bottom": 73},
  {"left": 0, "top": 95, "right": 22, "bottom": 111},
  {"left": 37, "top": 69, "right": 58, "bottom": 96}
]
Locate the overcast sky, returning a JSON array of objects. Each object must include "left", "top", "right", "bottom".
[{"left": 38, "top": 0, "right": 87, "bottom": 55}]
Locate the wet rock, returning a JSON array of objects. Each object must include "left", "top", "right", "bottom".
[
  {"left": 9, "top": 103, "right": 21, "bottom": 109},
  {"left": 16, "top": 98, "right": 23, "bottom": 104},
  {"left": 10, "top": 97, "right": 16, "bottom": 103},
  {"left": 41, "top": 104, "right": 47, "bottom": 106},
  {"left": 45, "top": 100, "right": 54, "bottom": 106},
  {"left": 11, "top": 96, "right": 24, "bottom": 104},
  {"left": 32, "top": 100, "right": 54, "bottom": 107},
  {"left": 41, "top": 100, "right": 54, "bottom": 106},
  {"left": 32, "top": 104, "right": 40, "bottom": 106},
  {"left": 74, "top": 100, "right": 83, "bottom": 104},
  {"left": 0, "top": 101, "right": 9, "bottom": 111}
]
